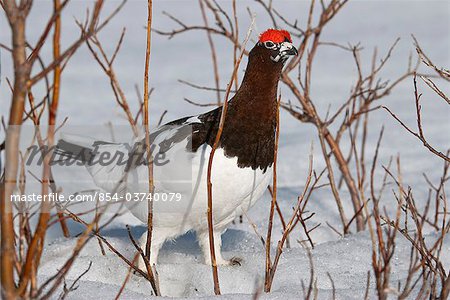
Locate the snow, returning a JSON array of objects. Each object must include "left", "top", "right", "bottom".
[
  {"left": 38, "top": 227, "right": 450, "bottom": 298},
  {"left": 1, "top": 0, "right": 449, "bottom": 299}
]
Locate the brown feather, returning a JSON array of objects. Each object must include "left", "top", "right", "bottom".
[{"left": 189, "top": 43, "right": 283, "bottom": 172}]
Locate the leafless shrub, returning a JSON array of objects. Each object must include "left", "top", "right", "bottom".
[
  {"left": 0, "top": 0, "right": 160, "bottom": 298},
  {"left": 156, "top": 0, "right": 418, "bottom": 237},
  {"left": 265, "top": 145, "right": 314, "bottom": 292},
  {"left": 155, "top": 0, "right": 436, "bottom": 295},
  {"left": 383, "top": 37, "right": 449, "bottom": 163},
  {"left": 375, "top": 36, "right": 449, "bottom": 299}
]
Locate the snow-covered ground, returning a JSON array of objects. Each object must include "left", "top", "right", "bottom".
[
  {"left": 39, "top": 228, "right": 450, "bottom": 299},
  {"left": 1, "top": 0, "right": 449, "bottom": 299}
]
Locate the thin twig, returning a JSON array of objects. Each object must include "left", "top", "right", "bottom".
[{"left": 205, "top": 17, "right": 254, "bottom": 295}]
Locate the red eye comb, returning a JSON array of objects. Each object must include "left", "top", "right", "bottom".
[{"left": 259, "top": 29, "right": 292, "bottom": 44}]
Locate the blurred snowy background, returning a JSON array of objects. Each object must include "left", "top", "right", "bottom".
[{"left": 1, "top": 0, "right": 449, "bottom": 298}]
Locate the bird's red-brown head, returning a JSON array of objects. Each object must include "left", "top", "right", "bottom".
[
  {"left": 257, "top": 29, "right": 298, "bottom": 63},
  {"left": 237, "top": 29, "right": 298, "bottom": 97},
  {"left": 238, "top": 29, "right": 297, "bottom": 94}
]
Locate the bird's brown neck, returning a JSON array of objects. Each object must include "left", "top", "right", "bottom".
[
  {"left": 218, "top": 44, "right": 283, "bottom": 171},
  {"left": 228, "top": 45, "right": 282, "bottom": 122}
]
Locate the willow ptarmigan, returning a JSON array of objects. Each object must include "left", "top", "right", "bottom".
[{"left": 56, "top": 29, "right": 297, "bottom": 268}]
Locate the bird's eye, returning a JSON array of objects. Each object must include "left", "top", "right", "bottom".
[{"left": 264, "top": 41, "right": 276, "bottom": 49}]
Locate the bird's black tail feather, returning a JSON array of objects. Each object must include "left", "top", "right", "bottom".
[{"left": 55, "top": 139, "right": 95, "bottom": 164}]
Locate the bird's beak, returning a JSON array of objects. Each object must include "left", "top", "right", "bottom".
[
  {"left": 280, "top": 42, "right": 298, "bottom": 57},
  {"left": 271, "top": 42, "right": 298, "bottom": 63}
]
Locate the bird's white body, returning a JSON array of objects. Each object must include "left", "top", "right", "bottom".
[{"left": 74, "top": 120, "right": 271, "bottom": 266}]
